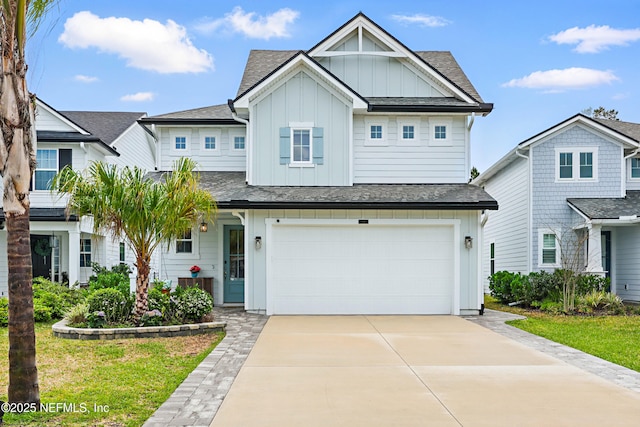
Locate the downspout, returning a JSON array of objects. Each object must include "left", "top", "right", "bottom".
[
  {"left": 229, "top": 99, "right": 250, "bottom": 184},
  {"left": 150, "top": 124, "right": 159, "bottom": 171},
  {"left": 466, "top": 112, "right": 475, "bottom": 131},
  {"left": 515, "top": 147, "right": 532, "bottom": 272}
]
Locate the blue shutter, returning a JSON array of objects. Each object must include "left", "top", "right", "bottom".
[
  {"left": 312, "top": 127, "right": 323, "bottom": 165},
  {"left": 279, "top": 127, "right": 290, "bottom": 164}
]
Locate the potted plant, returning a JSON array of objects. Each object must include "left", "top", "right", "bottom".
[
  {"left": 190, "top": 265, "right": 201, "bottom": 278},
  {"left": 161, "top": 281, "right": 172, "bottom": 295}
]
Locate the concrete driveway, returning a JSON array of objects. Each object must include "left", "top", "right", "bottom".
[{"left": 210, "top": 315, "right": 640, "bottom": 427}]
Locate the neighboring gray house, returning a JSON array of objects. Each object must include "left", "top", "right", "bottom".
[
  {"left": 474, "top": 114, "right": 640, "bottom": 301},
  {"left": 140, "top": 13, "right": 496, "bottom": 315},
  {"left": 0, "top": 99, "right": 155, "bottom": 295}
]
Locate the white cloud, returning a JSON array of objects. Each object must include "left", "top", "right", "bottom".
[
  {"left": 502, "top": 68, "right": 619, "bottom": 91},
  {"left": 120, "top": 92, "right": 155, "bottom": 102},
  {"left": 549, "top": 25, "right": 640, "bottom": 53},
  {"left": 74, "top": 74, "right": 99, "bottom": 83},
  {"left": 391, "top": 13, "right": 450, "bottom": 27},
  {"left": 59, "top": 11, "right": 213, "bottom": 74},
  {"left": 195, "top": 7, "right": 299, "bottom": 40}
]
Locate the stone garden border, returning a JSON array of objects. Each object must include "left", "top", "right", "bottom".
[{"left": 52, "top": 319, "right": 226, "bottom": 340}]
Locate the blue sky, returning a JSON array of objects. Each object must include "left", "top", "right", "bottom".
[{"left": 27, "top": 0, "right": 640, "bottom": 171}]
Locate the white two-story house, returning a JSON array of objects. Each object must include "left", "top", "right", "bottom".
[
  {"left": 474, "top": 114, "right": 640, "bottom": 301},
  {"left": 140, "top": 13, "right": 496, "bottom": 315},
  {"left": 0, "top": 99, "right": 155, "bottom": 295}
]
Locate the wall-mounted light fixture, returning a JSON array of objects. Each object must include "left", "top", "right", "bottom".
[
  {"left": 464, "top": 236, "right": 473, "bottom": 249},
  {"left": 199, "top": 222, "right": 208, "bottom": 232},
  {"left": 255, "top": 236, "right": 262, "bottom": 250}
]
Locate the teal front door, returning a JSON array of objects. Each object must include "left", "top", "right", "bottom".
[{"left": 223, "top": 225, "right": 245, "bottom": 303}]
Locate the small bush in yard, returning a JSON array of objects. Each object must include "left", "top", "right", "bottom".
[
  {"left": 140, "top": 309, "right": 164, "bottom": 326},
  {"left": 65, "top": 302, "right": 90, "bottom": 326},
  {"left": 32, "top": 276, "right": 87, "bottom": 319},
  {"left": 577, "top": 290, "right": 624, "bottom": 314},
  {"left": 86, "top": 288, "right": 133, "bottom": 325},
  {"left": 33, "top": 300, "right": 53, "bottom": 322},
  {"left": 0, "top": 298, "right": 8, "bottom": 326},
  {"left": 175, "top": 286, "right": 213, "bottom": 323}
]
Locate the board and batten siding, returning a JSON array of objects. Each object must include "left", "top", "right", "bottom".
[
  {"left": 480, "top": 156, "right": 530, "bottom": 292},
  {"left": 245, "top": 209, "right": 481, "bottom": 314},
  {"left": 614, "top": 226, "right": 640, "bottom": 301},
  {"left": 158, "top": 126, "right": 246, "bottom": 172},
  {"left": 353, "top": 115, "right": 467, "bottom": 183},
  {"left": 530, "top": 124, "right": 623, "bottom": 270},
  {"left": 251, "top": 70, "right": 351, "bottom": 186},
  {"left": 317, "top": 33, "right": 448, "bottom": 98}
]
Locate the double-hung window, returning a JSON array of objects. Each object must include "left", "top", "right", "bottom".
[
  {"left": 80, "top": 238, "right": 92, "bottom": 267},
  {"left": 556, "top": 148, "right": 597, "bottom": 181},
  {"left": 292, "top": 128, "right": 312, "bottom": 163},
  {"left": 538, "top": 229, "right": 559, "bottom": 267},
  {"left": 176, "top": 230, "right": 193, "bottom": 254},
  {"left": 34, "top": 149, "right": 58, "bottom": 190}
]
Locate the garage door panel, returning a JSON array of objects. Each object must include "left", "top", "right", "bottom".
[{"left": 270, "top": 224, "right": 455, "bottom": 315}]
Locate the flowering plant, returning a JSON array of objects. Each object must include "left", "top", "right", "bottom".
[{"left": 190, "top": 265, "right": 201, "bottom": 273}]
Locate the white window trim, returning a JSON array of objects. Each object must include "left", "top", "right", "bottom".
[
  {"left": 628, "top": 157, "right": 640, "bottom": 180},
  {"left": 538, "top": 228, "right": 560, "bottom": 268},
  {"left": 201, "top": 130, "right": 221, "bottom": 155},
  {"left": 364, "top": 119, "right": 388, "bottom": 146},
  {"left": 289, "top": 124, "right": 313, "bottom": 165},
  {"left": 34, "top": 148, "right": 58, "bottom": 191},
  {"left": 555, "top": 147, "right": 598, "bottom": 182},
  {"left": 429, "top": 119, "right": 453, "bottom": 146},
  {"left": 229, "top": 129, "right": 247, "bottom": 156},
  {"left": 80, "top": 238, "right": 92, "bottom": 268},
  {"left": 397, "top": 119, "right": 420, "bottom": 146},
  {"left": 172, "top": 228, "right": 201, "bottom": 260},
  {"left": 170, "top": 130, "right": 191, "bottom": 153}
]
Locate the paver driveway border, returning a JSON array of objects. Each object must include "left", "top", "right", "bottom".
[{"left": 144, "top": 308, "right": 640, "bottom": 427}]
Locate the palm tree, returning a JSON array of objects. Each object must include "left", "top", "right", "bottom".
[
  {"left": 2, "top": 0, "right": 58, "bottom": 406},
  {"left": 54, "top": 157, "right": 217, "bottom": 319}
]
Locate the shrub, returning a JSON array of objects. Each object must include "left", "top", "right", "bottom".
[
  {"left": 577, "top": 274, "right": 610, "bottom": 295},
  {"left": 88, "top": 263, "right": 132, "bottom": 297},
  {"left": 538, "top": 298, "right": 564, "bottom": 314},
  {"left": 65, "top": 302, "right": 89, "bottom": 326},
  {"left": 577, "top": 290, "right": 624, "bottom": 314},
  {"left": 525, "top": 271, "right": 561, "bottom": 305},
  {"left": 32, "top": 277, "right": 87, "bottom": 319},
  {"left": 174, "top": 286, "right": 213, "bottom": 323},
  {"left": 87, "top": 310, "right": 106, "bottom": 328},
  {"left": 33, "top": 300, "right": 53, "bottom": 322},
  {"left": 140, "top": 309, "right": 164, "bottom": 327},
  {"left": 489, "top": 271, "right": 520, "bottom": 303},
  {"left": 0, "top": 298, "right": 8, "bottom": 327},
  {"left": 86, "top": 288, "right": 133, "bottom": 325}
]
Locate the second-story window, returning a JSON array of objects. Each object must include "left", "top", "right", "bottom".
[
  {"left": 402, "top": 125, "right": 415, "bottom": 139},
  {"left": 370, "top": 125, "right": 383, "bottom": 139},
  {"left": 632, "top": 158, "right": 640, "bottom": 178},
  {"left": 234, "top": 136, "right": 246, "bottom": 150},
  {"left": 175, "top": 136, "right": 187, "bottom": 150},
  {"left": 204, "top": 136, "right": 216, "bottom": 150},
  {"left": 292, "top": 129, "right": 312, "bottom": 163},
  {"left": 35, "top": 149, "right": 58, "bottom": 190},
  {"left": 434, "top": 125, "right": 447, "bottom": 140},
  {"left": 556, "top": 148, "right": 597, "bottom": 181}
]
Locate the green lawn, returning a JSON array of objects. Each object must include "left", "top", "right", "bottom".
[
  {"left": 485, "top": 296, "right": 640, "bottom": 373},
  {"left": 1, "top": 322, "right": 223, "bottom": 426}
]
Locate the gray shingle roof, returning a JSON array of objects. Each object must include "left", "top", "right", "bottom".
[
  {"left": 235, "top": 50, "right": 484, "bottom": 105},
  {"left": 61, "top": 111, "right": 146, "bottom": 145},
  {"left": 592, "top": 118, "right": 640, "bottom": 142},
  {"left": 567, "top": 191, "right": 640, "bottom": 219},
  {"left": 147, "top": 171, "right": 497, "bottom": 210},
  {"left": 145, "top": 104, "right": 235, "bottom": 121}
]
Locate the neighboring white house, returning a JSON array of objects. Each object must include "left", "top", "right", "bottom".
[
  {"left": 140, "top": 12, "right": 496, "bottom": 315},
  {"left": 0, "top": 99, "right": 156, "bottom": 295},
  {"left": 474, "top": 114, "right": 640, "bottom": 301}
]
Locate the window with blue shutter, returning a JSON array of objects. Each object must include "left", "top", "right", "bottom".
[{"left": 280, "top": 126, "right": 324, "bottom": 165}]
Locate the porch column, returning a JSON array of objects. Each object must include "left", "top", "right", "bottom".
[
  {"left": 586, "top": 223, "right": 605, "bottom": 276},
  {"left": 68, "top": 228, "right": 80, "bottom": 286}
]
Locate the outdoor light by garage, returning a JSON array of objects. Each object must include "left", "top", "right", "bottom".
[
  {"left": 199, "top": 222, "right": 208, "bottom": 232},
  {"left": 464, "top": 236, "right": 473, "bottom": 249},
  {"left": 255, "top": 236, "right": 262, "bottom": 250}
]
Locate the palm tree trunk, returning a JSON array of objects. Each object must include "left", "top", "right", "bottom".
[
  {"left": 7, "top": 211, "right": 39, "bottom": 404},
  {"left": 134, "top": 255, "right": 151, "bottom": 321}
]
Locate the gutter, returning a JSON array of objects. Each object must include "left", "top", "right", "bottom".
[
  {"left": 367, "top": 103, "right": 493, "bottom": 115},
  {"left": 228, "top": 99, "right": 251, "bottom": 184},
  {"left": 219, "top": 200, "right": 499, "bottom": 211}
]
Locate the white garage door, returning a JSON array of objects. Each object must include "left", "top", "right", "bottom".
[{"left": 269, "top": 222, "right": 456, "bottom": 315}]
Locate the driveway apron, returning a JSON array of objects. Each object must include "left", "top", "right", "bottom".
[{"left": 210, "top": 315, "right": 640, "bottom": 427}]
